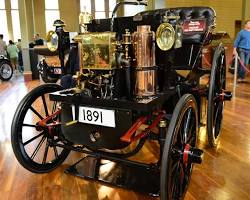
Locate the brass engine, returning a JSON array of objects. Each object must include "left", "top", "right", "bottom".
[
  {"left": 73, "top": 21, "right": 158, "bottom": 100},
  {"left": 47, "top": 9, "right": 182, "bottom": 101}
]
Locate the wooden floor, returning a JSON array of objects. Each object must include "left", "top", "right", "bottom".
[{"left": 0, "top": 73, "right": 250, "bottom": 200}]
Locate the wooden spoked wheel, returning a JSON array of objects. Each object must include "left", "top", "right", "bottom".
[
  {"left": 207, "top": 45, "right": 226, "bottom": 147},
  {"left": 11, "top": 84, "right": 70, "bottom": 173},
  {"left": 160, "top": 94, "right": 202, "bottom": 200}
]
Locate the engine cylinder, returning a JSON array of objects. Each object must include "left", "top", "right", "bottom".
[{"left": 132, "top": 25, "right": 156, "bottom": 98}]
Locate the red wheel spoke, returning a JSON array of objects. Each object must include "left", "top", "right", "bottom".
[
  {"left": 186, "top": 124, "right": 195, "bottom": 144},
  {"left": 170, "top": 160, "right": 179, "bottom": 173},
  {"left": 23, "top": 124, "right": 39, "bottom": 128},
  {"left": 23, "top": 132, "right": 44, "bottom": 146},
  {"left": 171, "top": 161, "right": 182, "bottom": 199},
  {"left": 183, "top": 109, "right": 192, "bottom": 143},
  {"left": 178, "top": 163, "right": 185, "bottom": 196},
  {"left": 53, "top": 146, "right": 58, "bottom": 159},
  {"left": 41, "top": 94, "right": 49, "bottom": 116},
  {"left": 31, "top": 135, "right": 46, "bottom": 160},
  {"left": 42, "top": 140, "right": 49, "bottom": 164},
  {"left": 30, "top": 106, "right": 44, "bottom": 120}
]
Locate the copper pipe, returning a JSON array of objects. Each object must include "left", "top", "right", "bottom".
[
  {"left": 132, "top": 25, "right": 156, "bottom": 98},
  {"left": 132, "top": 25, "right": 155, "bottom": 68},
  {"left": 134, "top": 70, "right": 156, "bottom": 97}
]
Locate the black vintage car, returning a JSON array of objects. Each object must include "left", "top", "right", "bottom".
[
  {"left": 34, "top": 46, "right": 62, "bottom": 83},
  {"left": 0, "top": 55, "right": 13, "bottom": 81},
  {"left": 11, "top": 2, "right": 232, "bottom": 199}
]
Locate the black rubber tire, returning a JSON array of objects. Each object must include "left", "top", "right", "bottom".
[
  {"left": 160, "top": 94, "right": 198, "bottom": 200},
  {"left": 11, "top": 84, "right": 70, "bottom": 173},
  {"left": 41, "top": 75, "right": 59, "bottom": 84},
  {"left": 0, "top": 60, "right": 13, "bottom": 81},
  {"left": 207, "top": 45, "right": 226, "bottom": 147}
]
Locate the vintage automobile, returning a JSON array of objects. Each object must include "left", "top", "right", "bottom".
[
  {"left": 34, "top": 46, "right": 62, "bottom": 83},
  {"left": 34, "top": 34, "right": 79, "bottom": 83},
  {"left": 0, "top": 55, "right": 13, "bottom": 81},
  {"left": 11, "top": 2, "right": 232, "bottom": 199}
]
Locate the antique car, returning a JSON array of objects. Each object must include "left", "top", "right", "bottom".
[
  {"left": 11, "top": 2, "right": 232, "bottom": 199},
  {"left": 34, "top": 46, "right": 62, "bottom": 83},
  {"left": 0, "top": 55, "right": 13, "bottom": 81},
  {"left": 34, "top": 33, "right": 79, "bottom": 84}
]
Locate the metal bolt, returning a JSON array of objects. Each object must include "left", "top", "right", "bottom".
[
  {"left": 94, "top": 131, "right": 101, "bottom": 139},
  {"left": 159, "top": 119, "right": 167, "bottom": 128}
]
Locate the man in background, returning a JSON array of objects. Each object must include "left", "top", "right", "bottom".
[
  {"left": 17, "top": 39, "right": 23, "bottom": 73},
  {"left": 0, "top": 34, "right": 7, "bottom": 56},
  {"left": 233, "top": 20, "right": 250, "bottom": 82},
  {"left": 34, "top": 33, "right": 44, "bottom": 46},
  {"left": 29, "top": 33, "right": 44, "bottom": 48}
]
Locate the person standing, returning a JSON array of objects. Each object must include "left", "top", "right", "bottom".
[
  {"left": 17, "top": 39, "right": 24, "bottom": 73},
  {"left": 0, "top": 34, "right": 7, "bottom": 56},
  {"left": 233, "top": 20, "right": 250, "bottom": 82},
  {"left": 29, "top": 33, "right": 44, "bottom": 48},
  {"left": 7, "top": 40, "right": 19, "bottom": 74},
  {"left": 16, "top": 38, "right": 21, "bottom": 50},
  {"left": 34, "top": 33, "right": 44, "bottom": 45}
]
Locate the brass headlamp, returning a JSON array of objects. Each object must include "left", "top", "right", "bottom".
[
  {"left": 46, "top": 30, "right": 58, "bottom": 52},
  {"left": 156, "top": 14, "right": 182, "bottom": 51},
  {"left": 156, "top": 23, "right": 175, "bottom": 51},
  {"left": 46, "top": 19, "right": 66, "bottom": 52}
]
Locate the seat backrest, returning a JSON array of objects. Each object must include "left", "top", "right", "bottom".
[
  {"left": 88, "top": 7, "right": 216, "bottom": 68},
  {"left": 136, "top": 6, "right": 216, "bottom": 44},
  {"left": 89, "top": 7, "right": 216, "bottom": 40},
  {"left": 135, "top": 7, "right": 216, "bottom": 69}
]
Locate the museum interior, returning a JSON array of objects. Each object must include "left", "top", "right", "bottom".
[{"left": 0, "top": 0, "right": 250, "bottom": 199}]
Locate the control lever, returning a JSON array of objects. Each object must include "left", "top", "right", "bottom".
[{"left": 110, "top": 1, "right": 148, "bottom": 32}]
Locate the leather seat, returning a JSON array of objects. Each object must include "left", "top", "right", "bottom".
[{"left": 135, "top": 7, "right": 216, "bottom": 44}]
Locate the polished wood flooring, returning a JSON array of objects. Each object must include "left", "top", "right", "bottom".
[{"left": 0, "top": 73, "right": 250, "bottom": 200}]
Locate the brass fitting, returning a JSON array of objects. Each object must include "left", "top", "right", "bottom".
[
  {"left": 159, "top": 119, "right": 167, "bottom": 128},
  {"left": 73, "top": 71, "right": 84, "bottom": 93}
]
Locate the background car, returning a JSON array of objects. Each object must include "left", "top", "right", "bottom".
[
  {"left": 34, "top": 46, "right": 62, "bottom": 83},
  {"left": 0, "top": 55, "right": 13, "bottom": 81},
  {"left": 202, "top": 31, "right": 233, "bottom": 68}
]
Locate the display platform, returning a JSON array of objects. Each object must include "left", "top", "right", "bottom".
[{"left": 65, "top": 156, "right": 160, "bottom": 196}]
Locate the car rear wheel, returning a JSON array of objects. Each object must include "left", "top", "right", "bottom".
[{"left": 0, "top": 60, "right": 13, "bottom": 81}]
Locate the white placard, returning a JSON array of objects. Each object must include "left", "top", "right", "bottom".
[{"left": 78, "top": 106, "right": 116, "bottom": 127}]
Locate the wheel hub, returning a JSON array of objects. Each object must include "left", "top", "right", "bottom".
[
  {"left": 215, "top": 90, "right": 232, "bottom": 102},
  {"left": 3, "top": 68, "right": 8, "bottom": 73},
  {"left": 36, "top": 109, "right": 62, "bottom": 135},
  {"left": 1, "top": 64, "right": 12, "bottom": 79},
  {"left": 183, "top": 144, "right": 203, "bottom": 166},
  {"left": 47, "top": 123, "right": 61, "bottom": 136}
]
